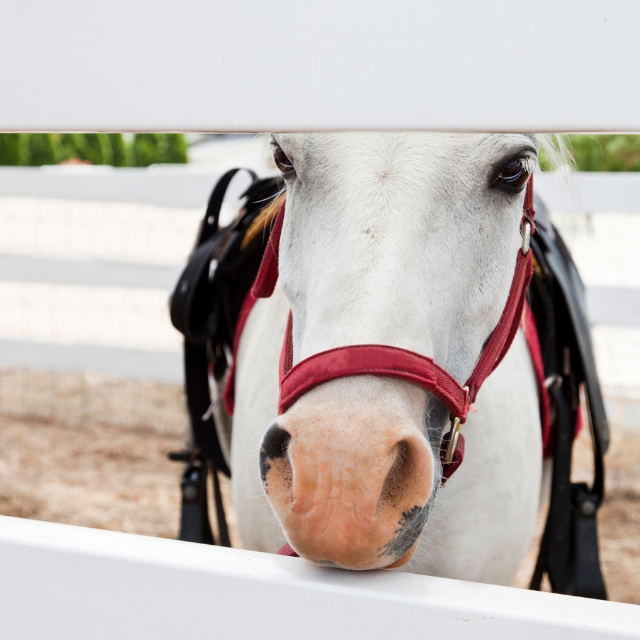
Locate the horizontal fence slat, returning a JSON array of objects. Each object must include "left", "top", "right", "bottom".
[
  {"left": 0, "top": 339, "right": 182, "bottom": 383},
  {"left": 2, "top": 169, "right": 640, "bottom": 213},
  {"left": 588, "top": 287, "right": 640, "bottom": 327},
  {"left": 535, "top": 173, "right": 640, "bottom": 214},
  {"left": 0, "top": 166, "right": 231, "bottom": 208},
  {"left": 2, "top": 2, "right": 640, "bottom": 132},
  {"left": 1, "top": 254, "right": 634, "bottom": 325},
  {"left": 1, "top": 516, "right": 638, "bottom": 640},
  {"left": 0, "top": 253, "right": 181, "bottom": 290}
]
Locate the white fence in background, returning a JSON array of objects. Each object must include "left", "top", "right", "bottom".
[
  {"left": 1, "top": 167, "right": 640, "bottom": 382},
  {"left": 0, "top": 165, "right": 261, "bottom": 208},
  {"left": 1, "top": 167, "right": 639, "bottom": 213},
  {"left": 2, "top": 515, "right": 639, "bottom": 640}
]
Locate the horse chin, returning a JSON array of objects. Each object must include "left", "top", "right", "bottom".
[
  {"left": 282, "top": 505, "right": 427, "bottom": 570},
  {"left": 280, "top": 500, "right": 428, "bottom": 570},
  {"left": 259, "top": 376, "right": 434, "bottom": 571},
  {"left": 384, "top": 540, "right": 420, "bottom": 569},
  {"left": 295, "top": 542, "right": 420, "bottom": 571}
]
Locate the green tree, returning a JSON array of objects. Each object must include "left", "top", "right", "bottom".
[
  {"left": 158, "top": 133, "right": 188, "bottom": 163},
  {"left": 24, "top": 133, "right": 57, "bottom": 166},
  {"left": 0, "top": 134, "right": 23, "bottom": 165},
  {"left": 108, "top": 133, "right": 128, "bottom": 167}
]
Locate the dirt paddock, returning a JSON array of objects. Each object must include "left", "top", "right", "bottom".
[{"left": 0, "top": 371, "right": 638, "bottom": 605}]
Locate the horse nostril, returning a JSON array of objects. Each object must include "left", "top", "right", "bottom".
[
  {"left": 262, "top": 424, "right": 291, "bottom": 459},
  {"left": 259, "top": 423, "right": 291, "bottom": 486},
  {"left": 380, "top": 440, "right": 411, "bottom": 508}
]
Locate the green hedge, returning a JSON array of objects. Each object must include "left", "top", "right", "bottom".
[
  {"left": 565, "top": 135, "right": 640, "bottom": 171},
  {"left": 109, "top": 133, "right": 128, "bottom": 167},
  {"left": 0, "top": 133, "right": 189, "bottom": 166},
  {"left": 130, "top": 133, "right": 188, "bottom": 167},
  {"left": 0, "top": 134, "right": 22, "bottom": 165},
  {"left": 538, "top": 135, "right": 640, "bottom": 172}
]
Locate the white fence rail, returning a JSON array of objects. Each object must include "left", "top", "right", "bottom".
[
  {"left": 0, "top": 165, "right": 256, "bottom": 209},
  {"left": 1, "top": 167, "right": 639, "bottom": 213},
  {"left": 2, "top": 2, "right": 640, "bottom": 133},
  {"left": 1, "top": 515, "right": 638, "bottom": 640},
  {"left": 537, "top": 173, "right": 640, "bottom": 214}
]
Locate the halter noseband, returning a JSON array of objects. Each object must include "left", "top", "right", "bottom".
[{"left": 251, "top": 179, "right": 535, "bottom": 481}]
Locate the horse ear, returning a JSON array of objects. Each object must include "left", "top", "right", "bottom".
[{"left": 251, "top": 200, "right": 285, "bottom": 298}]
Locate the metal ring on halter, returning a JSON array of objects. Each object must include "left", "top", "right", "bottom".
[
  {"left": 521, "top": 221, "right": 531, "bottom": 255},
  {"left": 445, "top": 417, "right": 462, "bottom": 464}
]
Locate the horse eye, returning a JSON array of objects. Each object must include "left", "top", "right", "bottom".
[
  {"left": 495, "top": 158, "right": 531, "bottom": 190},
  {"left": 273, "top": 145, "right": 294, "bottom": 174}
]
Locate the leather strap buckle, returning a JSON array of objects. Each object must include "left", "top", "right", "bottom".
[
  {"left": 444, "top": 417, "right": 462, "bottom": 464},
  {"left": 522, "top": 221, "right": 532, "bottom": 255}
]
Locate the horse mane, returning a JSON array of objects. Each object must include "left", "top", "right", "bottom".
[
  {"left": 537, "top": 133, "right": 573, "bottom": 172},
  {"left": 239, "top": 189, "right": 286, "bottom": 251}
]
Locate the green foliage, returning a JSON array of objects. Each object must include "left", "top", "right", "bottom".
[
  {"left": 24, "top": 133, "right": 57, "bottom": 166},
  {"left": 0, "top": 132, "right": 188, "bottom": 166},
  {"left": 158, "top": 133, "right": 188, "bottom": 163},
  {"left": 131, "top": 134, "right": 189, "bottom": 167},
  {"left": 131, "top": 133, "right": 160, "bottom": 167},
  {"left": 57, "top": 133, "right": 85, "bottom": 162},
  {"left": 0, "top": 134, "right": 23, "bottom": 165},
  {"left": 568, "top": 135, "right": 640, "bottom": 171},
  {"left": 537, "top": 145, "right": 554, "bottom": 172},
  {"left": 541, "top": 134, "right": 640, "bottom": 171},
  {"left": 82, "top": 134, "right": 112, "bottom": 165},
  {"left": 108, "top": 134, "right": 127, "bottom": 167}
]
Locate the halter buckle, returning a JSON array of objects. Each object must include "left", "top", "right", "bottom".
[
  {"left": 444, "top": 417, "right": 462, "bottom": 464},
  {"left": 521, "top": 221, "right": 531, "bottom": 255}
]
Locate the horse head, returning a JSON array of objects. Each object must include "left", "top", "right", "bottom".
[{"left": 258, "top": 133, "right": 537, "bottom": 570}]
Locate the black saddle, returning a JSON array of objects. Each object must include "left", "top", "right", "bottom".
[{"left": 528, "top": 196, "right": 609, "bottom": 599}]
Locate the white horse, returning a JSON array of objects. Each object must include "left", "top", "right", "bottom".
[{"left": 225, "top": 133, "right": 546, "bottom": 583}]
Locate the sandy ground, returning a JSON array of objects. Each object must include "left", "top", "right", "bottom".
[
  {"left": 0, "top": 376, "right": 637, "bottom": 605},
  {"left": 511, "top": 419, "right": 640, "bottom": 604}
]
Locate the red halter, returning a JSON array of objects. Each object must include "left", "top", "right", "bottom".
[{"left": 249, "top": 179, "right": 536, "bottom": 480}]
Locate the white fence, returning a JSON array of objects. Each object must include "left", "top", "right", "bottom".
[
  {"left": 1, "top": 166, "right": 640, "bottom": 212},
  {"left": 2, "top": 515, "right": 639, "bottom": 639},
  {"left": 1, "top": 167, "right": 640, "bottom": 382},
  {"left": 2, "top": 2, "right": 640, "bottom": 133},
  {"left": 0, "top": 165, "right": 260, "bottom": 208}
]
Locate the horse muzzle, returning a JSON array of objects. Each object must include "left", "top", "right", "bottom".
[{"left": 259, "top": 376, "right": 434, "bottom": 570}]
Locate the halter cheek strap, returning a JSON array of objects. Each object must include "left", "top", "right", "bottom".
[{"left": 252, "top": 179, "right": 536, "bottom": 480}]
